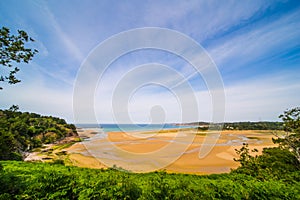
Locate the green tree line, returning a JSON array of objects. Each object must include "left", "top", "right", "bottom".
[
  {"left": 0, "top": 108, "right": 77, "bottom": 160},
  {"left": 223, "top": 121, "right": 283, "bottom": 130},
  {"left": 188, "top": 121, "right": 283, "bottom": 131}
]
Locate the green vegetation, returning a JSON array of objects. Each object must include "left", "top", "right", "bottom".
[
  {"left": 0, "top": 27, "right": 38, "bottom": 89},
  {"left": 232, "top": 107, "right": 300, "bottom": 181},
  {"left": 274, "top": 107, "right": 300, "bottom": 163},
  {"left": 0, "top": 161, "right": 299, "bottom": 199},
  {"left": 223, "top": 121, "right": 283, "bottom": 130},
  {"left": 187, "top": 121, "right": 283, "bottom": 131},
  {"left": 233, "top": 144, "right": 299, "bottom": 180},
  {"left": 0, "top": 108, "right": 77, "bottom": 160}
]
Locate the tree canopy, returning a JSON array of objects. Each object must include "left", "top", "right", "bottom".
[
  {"left": 233, "top": 107, "right": 300, "bottom": 179},
  {"left": 0, "top": 27, "right": 38, "bottom": 89},
  {"left": 274, "top": 107, "right": 300, "bottom": 164},
  {"left": 0, "top": 109, "right": 77, "bottom": 160}
]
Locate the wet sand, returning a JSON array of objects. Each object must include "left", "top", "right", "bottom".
[{"left": 65, "top": 129, "right": 277, "bottom": 174}]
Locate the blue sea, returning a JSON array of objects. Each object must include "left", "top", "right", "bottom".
[{"left": 76, "top": 124, "right": 192, "bottom": 133}]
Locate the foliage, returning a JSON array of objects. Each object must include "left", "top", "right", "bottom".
[
  {"left": 0, "top": 109, "right": 77, "bottom": 160},
  {"left": 191, "top": 121, "right": 283, "bottom": 131},
  {"left": 233, "top": 107, "right": 300, "bottom": 180},
  {"left": 0, "top": 161, "right": 299, "bottom": 199},
  {"left": 233, "top": 146, "right": 299, "bottom": 180},
  {"left": 273, "top": 107, "right": 300, "bottom": 165},
  {"left": 223, "top": 121, "right": 283, "bottom": 130},
  {"left": 0, "top": 27, "right": 38, "bottom": 89},
  {"left": 234, "top": 143, "right": 258, "bottom": 167}
]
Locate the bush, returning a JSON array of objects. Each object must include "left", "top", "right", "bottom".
[{"left": 0, "top": 161, "right": 299, "bottom": 199}]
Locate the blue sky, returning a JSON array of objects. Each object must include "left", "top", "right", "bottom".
[{"left": 0, "top": 0, "right": 300, "bottom": 123}]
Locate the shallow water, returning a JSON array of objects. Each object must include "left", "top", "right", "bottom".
[{"left": 76, "top": 123, "right": 194, "bottom": 133}]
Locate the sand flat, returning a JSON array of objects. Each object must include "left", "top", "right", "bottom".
[{"left": 65, "top": 129, "right": 277, "bottom": 174}]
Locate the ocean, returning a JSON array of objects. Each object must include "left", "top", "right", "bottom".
[{"left": 76, "top": 124, "right": 192, "bottom": 133}]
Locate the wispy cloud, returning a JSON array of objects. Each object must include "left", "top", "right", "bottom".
[
  {"left": 0, "top": 79, "right": 74, "bottom": 122},
  {"left": 224, "top": 72, "right": 300, "bottom": 121},
  {"left": 142, "top": 1, "right": 275, "bottom": 41},
  {"left": 34, "top": 1, "right": 85, "bottom": 63},
  {"left": 208, "top": 9, "right": 300, "bottom": 70},
  {"left": 93, "top": 68, "right": 300, "bottom": 123},
  {"left": 1, "top": 0, "right": 299, "bottom": 123}
]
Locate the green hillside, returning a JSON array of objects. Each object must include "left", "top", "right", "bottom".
[{"left": 0, "top": 109, "right": 77, "bottom": 160}]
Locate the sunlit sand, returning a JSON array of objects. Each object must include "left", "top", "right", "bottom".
[{"left": 66, "top": 129, "right": 277, "bottom": 174}]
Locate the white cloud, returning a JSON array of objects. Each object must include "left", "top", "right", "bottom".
[
  {"left": 91, "top": 65, "right": 300, "bottom": 123},
  {"left": 0, "top": 54, "right": 74, "bottom": 122},
  {"left": 224, "top": 72, "right": 300, "bottom": 121},
  {"left": 34, "top": 1, "right": 85, "bottom": 62},
  {"left": 208, "top": 9, "right": 300, "bottom": 68},
  {"left": 142, "top": 1, "right": 275, "bottom": 41},
  {"left": 0, "top": 82, "right": 74, "bottom": 122},
  {"left": 2, "top": 0, "right": 299, "bottom": 124}
]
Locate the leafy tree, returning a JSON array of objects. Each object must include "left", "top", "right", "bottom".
[
  {"left": 234, "top": 143, "right": 258, "bottom": 167},
  {"left": 0, "top": 27, "right": 38, "bottom": 89},
  {"left": 0, "top": 109, "right": 77, "bottom": 160},
  {"left": 233, "top": 107, "right": 300, "bottom": 179},
  {"left": 233, "top": 145, "right": 298, "bottom": 180},
  {"left": 273, "top": 107, "right": 300, "bottom": 165},
  {"left": 8, "top": 105, "right": 19, "bottom": 112}
]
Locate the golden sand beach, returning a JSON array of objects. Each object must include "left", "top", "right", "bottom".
[{"left": 65, "top": 129, "right": 277, "bottom": 174}]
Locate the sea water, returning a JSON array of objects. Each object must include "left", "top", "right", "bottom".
[{"left": 76, "top": 124, "right": 190, "bottom": 133}]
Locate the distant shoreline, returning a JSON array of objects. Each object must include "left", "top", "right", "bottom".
[{"left": 75, "top": 121, "right": 283, "bottom": 134}]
